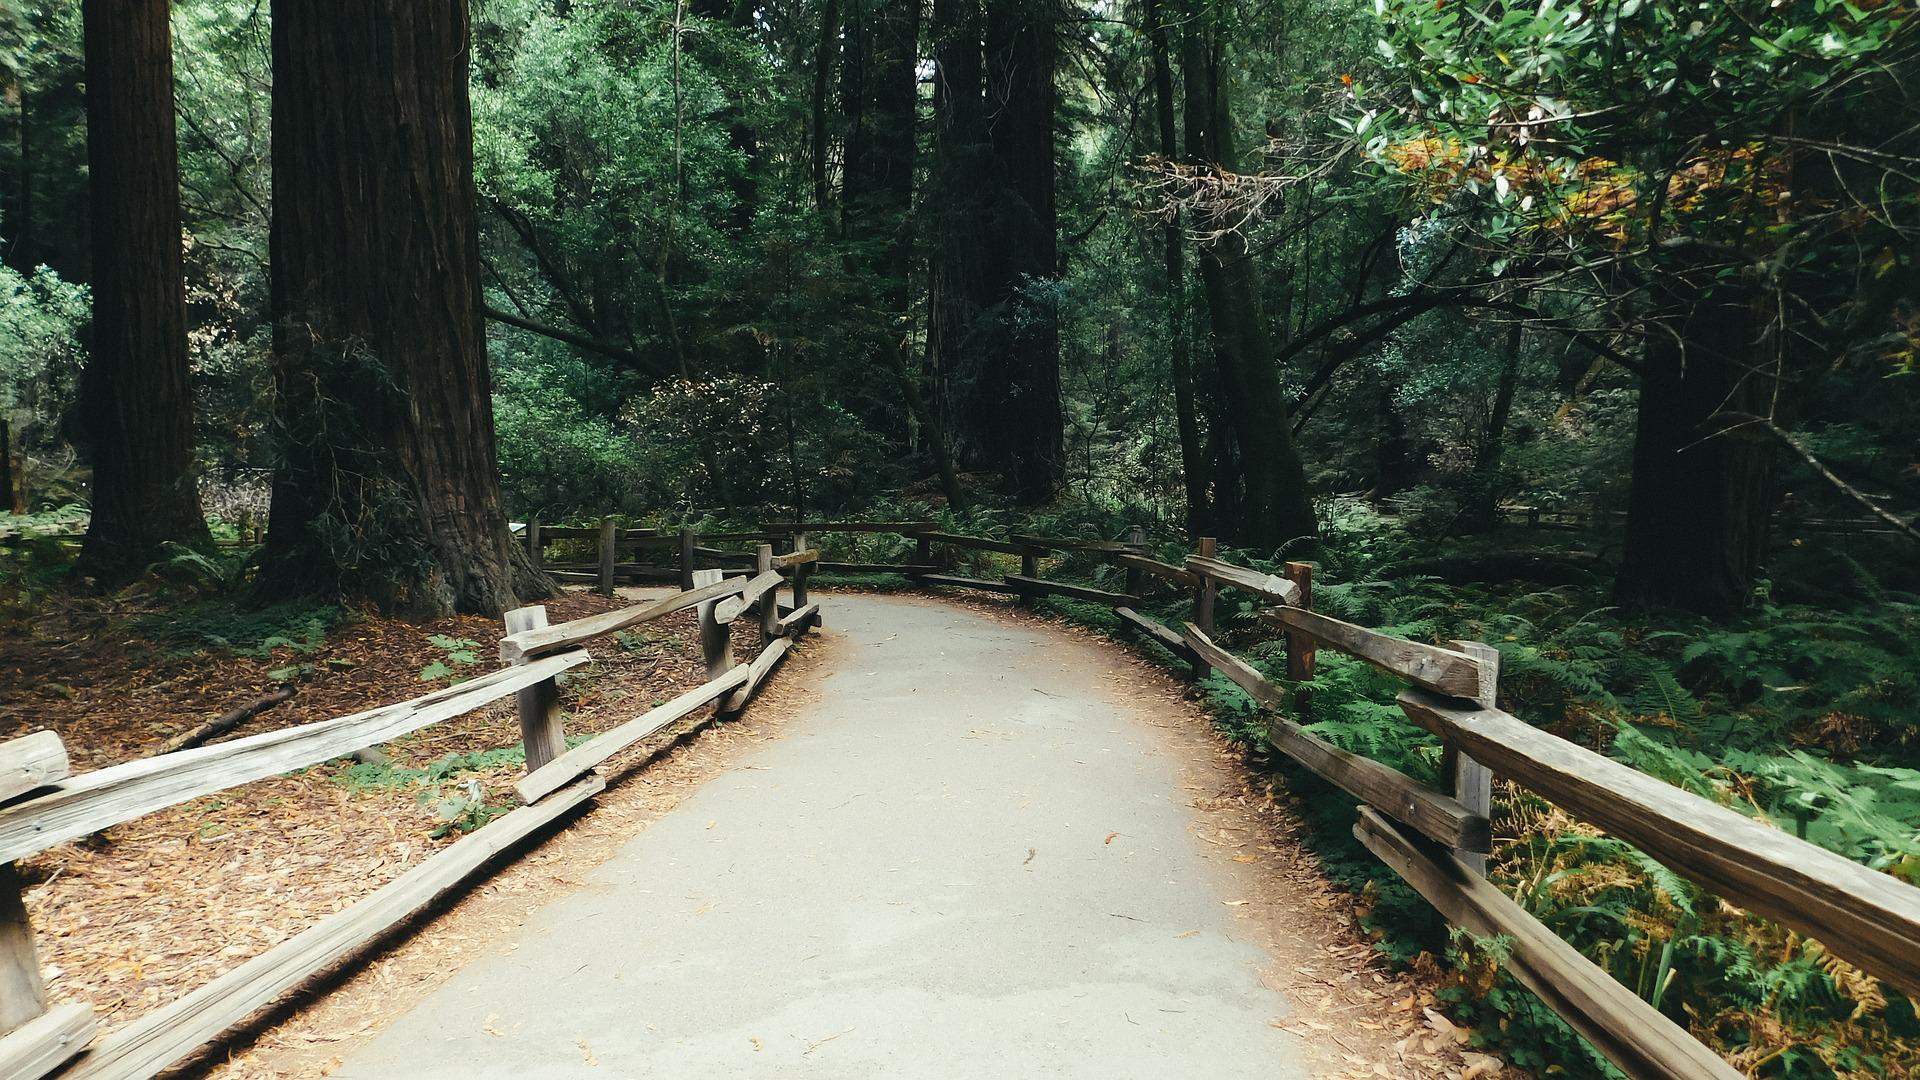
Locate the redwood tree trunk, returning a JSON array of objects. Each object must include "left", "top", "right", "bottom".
[
  {"left": 926, "top": 0, "right": 991, "bottom": 475},
  {"left": 1181, "top": 17, "right": 1316, "bottom": 550},
  {"left": 810, "top": 0, "right": 841, "bottom": 211},
  {"left": 842, "top": 0, "right": 919, "bottom": 314},
  {"left": 977, "top": 0, "right": 1062, "bottom": 504},
  {"left": 0, "top": 418, "right": 22, "bottom": 515},
  {"left": 261, "top": 0, "right": 541, "bottom": 617},
  {"left": 77, "top": 0, "right": 210, "bottom": 581},
  {"left": 843, "top": 0, "right": 922, "bottom": 457},
  {"left": 1146, "top": 0, "right": 1207, "bottom": 535},
  {"left": 1462, "top": 317, "right": 1524, "bottom": 531},
  {"left": 1616, "top": 290, "right": 1777, "bottom": 615}
]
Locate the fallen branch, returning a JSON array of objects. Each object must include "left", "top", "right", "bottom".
[
  {"left": 1715, "top": 411, "right": 1920, "bottom": 545},
  {"left": 162, "top": 684, "right": 299, "bottom": 753}
]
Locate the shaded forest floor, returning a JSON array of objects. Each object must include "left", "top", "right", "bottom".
[{"left": 0, "top": 584, "right": 730, "bottom": 1039}]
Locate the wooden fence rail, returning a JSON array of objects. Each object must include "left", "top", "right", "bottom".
[
  {"left": 0, "top": 539, "right": 822, "bottom": 1079},
  {"left": 708, "top": 517, "right": 1920, "bottom": 1080}
]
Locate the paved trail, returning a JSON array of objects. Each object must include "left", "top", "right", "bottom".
[{"left": 337, "top": 593, "right": 1310, "bottom": 1079}]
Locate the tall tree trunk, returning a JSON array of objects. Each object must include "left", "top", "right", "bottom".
[
  {"left": 883, "top": 336, "right": 968, "bottom": 510},
  {"left": 76, "top": 0, "right": 210, "bottom": 582},
  {"left": 261, "top": 0, "right": 543, "bottom": 617},
  {"left": 926, "top": 0, "right": 991, "bottom": 473},
  {"left": 978, "top": 0, "right": 1062, "bottom": 504},
  {"left": 842, "top": 0, "right": 919, "bottom": 314},
  {"left": 691, "top": 0, "right": 760, "bottom": 234},
  {"left": 842, "top": 0, "right": 921, "bottom": 456},
  {"left": 1180, "top": 15, "right": 1315, "bottom": 550},
  {"left": 3, "top": 82, "right": 32, "bottom": 274},
  {"left": 1204, "top": 401, "right": 1241, "bottom": 530},
  {"left": 1145, "top": 0, "right": 1207, "bottom": 535},
  {"left": 1372, "top": 377, "right": 1414, "bottom": 498},
  {"left": 810, "top": 0, "right": 841, "bottom": 211},
  {"left": 1462, "top": 317, "right": 1524, "bottom": 530},
  {"left": 0, "top": 418, "right": 22, "bottom": 515},
  {"left": 1616, "top": 288, "right": 1777, "bottom": 615}
]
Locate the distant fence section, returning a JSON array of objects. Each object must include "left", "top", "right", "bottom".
[{"left": 0, "top": 542, "right": 821, "bottom": 1080}]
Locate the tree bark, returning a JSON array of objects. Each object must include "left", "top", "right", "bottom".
[
  {"left": 1372, "top": 376, "right": 1415, "bottom": 499},
  {"left": 690, "top": 0, "right": 760, "bottom": 234},
  {"left": 76, "top": 0, "right": 210, "bottom": 582},
  {"left": 1145, "top": 0, "right": 1207, "bottom": 535},
  {"left": 1462, "top": 317, "right": 1525, "bottom": 530},
  {"left": 1180, "top": 14, "right": 1316, "bottom": 550},
  {"left": 841, "top": 0, "right": 922, "bottom": 456},
  {"left": 810, "top": 0, "right": 842, "bottom": 211},
  {"left": 261, "top": 0, "right": 545, "bottom": 618},
  {"left": 977, "top": 0, "right": 1062, "bottom": 504},
  {"left": 0, "top": 418, "right": 22, "bottom": 515},
  {"left": 883, "top": 335, "right": 968, "bottom": 511},
  {"left": 842, "top": 0, "right": 919, "bottom": 314},
  {"left": 1616, "top": 289, "right": 1777, "bottom": 615},
  {"left": 926, "top": 0, "right": 991, "bottom": 473}
]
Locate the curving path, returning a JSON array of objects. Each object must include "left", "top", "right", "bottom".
[{"left": 335, "top": 593, "right": 1311, "bottom": 1079}]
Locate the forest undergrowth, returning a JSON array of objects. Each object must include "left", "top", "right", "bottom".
[{"left": 0, "top": 538, "right": 722, "bottom": 1029}]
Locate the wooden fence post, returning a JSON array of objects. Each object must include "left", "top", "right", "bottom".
[
  {"left": 678, "top": 526, "right": 696, "bottom": 591},
  {"left": 596, "top": 516, "right": 617, "bottom": 596},
  {"left": 1284, "top": 561, "right": 1315, "bottom": 718},
  {"left": 755, "top": 544, "right": 777, "bottom": 644},
  {"left": 1018, "top": 547, "right": 1039, "bottom": 608},
  {"left": 1447, "top": 639, "right": 1500, "bottom": 876},
  {"left": 1, "top": 861, "right": 46, "bottom": 1033},
  {"left": 694, "top": 568, "right": 735, "bottom": 716},
  {"left": 502, "top": 606, "right": 569, "bottom": 773},
  {"left": 1194, "top": 537, "right": 1217, "bottom": 635},
  {"left": 525, "top": 516, "right": 542, "bottom": 571},
  {"left": 915, "top": 531, "right": 932, "bottom": 570},
  {"left": 792, "top": 532, "right": 810, "bottom": 609},
  {"left": 1123, "top": 526, "right": 1147, "bottom": 600}
]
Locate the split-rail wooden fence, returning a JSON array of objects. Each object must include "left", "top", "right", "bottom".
[
  {"left": 0, "top": 543, "right": 820, "bottom": 1080},
  {"left": 663, "top": 517, "right": 1917, "bottom": 1080},
  {"left": 6, "top": 511, "right": 1917, "bottom": 1080}
]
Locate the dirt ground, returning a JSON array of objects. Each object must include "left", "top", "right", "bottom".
[{"left": 0, "top": 586, "right": 773, "bottom": 1035}]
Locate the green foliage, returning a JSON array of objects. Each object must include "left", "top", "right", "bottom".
[
  {"left": 494, "top": 349, "right": 645, "bottom": 515},
  {"left": 419, "top": 634, "right": 482, "bottom": 682},
  {"left": 0, "top": 263, "right": 88, "bottom": 501},
  {"left": 331, "top": 746, "right": 537, "bottom": 838},
  {"left": 134, "top": 600, "right": 345, "bottom": 660}
]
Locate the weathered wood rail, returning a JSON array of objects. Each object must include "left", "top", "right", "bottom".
[
  {"left": 0, "top": 544, "right": 821, "bottom": 1079},
  {"left": 731, "top": 517, "right": 1920, "bottom": 1080}
]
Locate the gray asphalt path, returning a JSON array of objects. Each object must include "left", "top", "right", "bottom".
[{"left": 336, "top": 593, "right": 1309, "bottom": 1079}]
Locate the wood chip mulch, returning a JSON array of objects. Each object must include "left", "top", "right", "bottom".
[{"left": 0, "top": 587, "right": 716, "bottom": 1035}]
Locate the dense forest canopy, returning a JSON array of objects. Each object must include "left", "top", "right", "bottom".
[
  {"left": 3, "top": 0, "right": 1919, "bottom": 1074},
  {"left": 3, "top": 0, "right": 1912, "bottom": 609}
]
